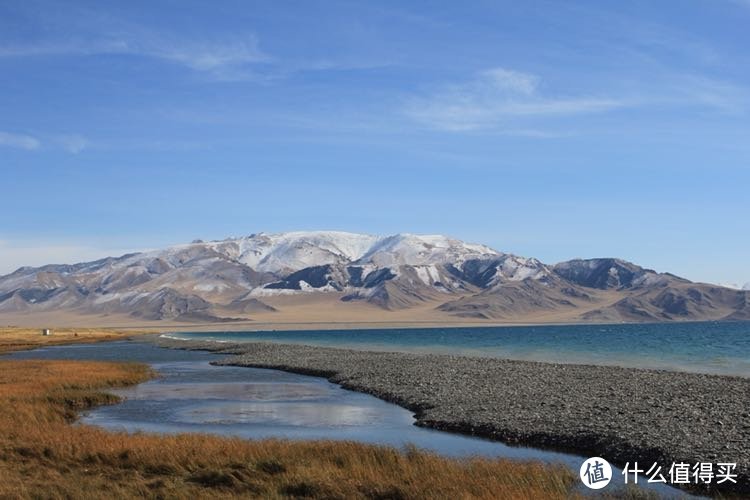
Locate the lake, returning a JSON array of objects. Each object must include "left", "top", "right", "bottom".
[{"left": 165, "top": 321, "right": 750, "bottom": 377}]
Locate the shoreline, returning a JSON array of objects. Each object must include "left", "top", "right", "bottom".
[
  {"left": 159, "top": 318, "right": 747, "bottom": 332},
  {"left": 4, "top": 315, "right": 748, "bottom": 334},
  {"left": 154, "top": 336, "right": 750, "bottom": 496}
]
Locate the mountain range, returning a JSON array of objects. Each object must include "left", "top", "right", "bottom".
[{"left": 1, "top": 231, "right": 748, "bottom": 325}]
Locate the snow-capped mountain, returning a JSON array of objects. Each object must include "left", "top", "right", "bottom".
[{"left": 0, "top": 231, "right": 747, "bottom": 323}]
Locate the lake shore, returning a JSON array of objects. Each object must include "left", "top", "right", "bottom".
[{"left": 155, "top": 336, "right": 750, "bottom": 496}]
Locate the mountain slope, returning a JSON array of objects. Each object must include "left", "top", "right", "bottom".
[{"left": 0, "top": 232, "right": 747, "bottom": 324}]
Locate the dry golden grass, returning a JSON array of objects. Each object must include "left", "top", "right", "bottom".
[
  {"left": 0, "top": 326, "right": 148, "bottom": 354},
  {"left": 0, "top": 357, "right": 585, "bottom": 499}
]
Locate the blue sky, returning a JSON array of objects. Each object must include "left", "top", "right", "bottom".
[{"left": 1, "top": 0, "right": 748, "bottom": 286}]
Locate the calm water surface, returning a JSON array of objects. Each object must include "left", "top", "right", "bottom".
[{"left": 167, "top": 321, "right": 750, "bottom": 377}]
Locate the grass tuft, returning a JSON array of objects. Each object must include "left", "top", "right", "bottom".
[
  {"left": 280, "top": 480, "right": 326, "bottom": 498},
  {"left": 359, "top": 484, "right": 408, "bottom": 500},
  {"left": 189, "top": 469, "right": 238, "bottom": 488},
  {"left": 256, "top": 458, "right": 287, "bottom": 475}
]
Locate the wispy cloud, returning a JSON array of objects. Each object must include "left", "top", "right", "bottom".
[
  {"left": 0, "top": 131, "right": 94, "bottom": 153},
  {"left": 0, "top": 4, "right": 408, "bottom": 83},
  {"left": 665, "top": 74, "right": 749, "bottom": 113},
  {"left": 480, "top": 68, "right": 540, "bottom": 95},
  {"left": 0, "top": 131, "right": 40, "bottom": 150},
  {"left": 0, "top": 35, "right": 397, "bottom": 83},
  {"left": 0, "top": 35, "right": 268, "bottom": 78},
  {"left": 405, "top": 68, "right": 625, "bottom": 132},
  {"left": 54, "top": 134, "right": 90, "bottom": 154},
  {"left": 150, "top": 39, "right": 267, "bottom": 72}
]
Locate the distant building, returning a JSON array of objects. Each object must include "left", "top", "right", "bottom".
[{"left": 41, "top": 328, "right": 52, "bottom": 336}]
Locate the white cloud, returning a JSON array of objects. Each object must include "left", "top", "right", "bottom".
[
  {"left": 55, "top": 134, "right": 90, "bottom": 154},
  {"left": 405, "top": 67, "right": 625, "bottom": 131},
  {"left": 0, "top": 131, "right": 40, "bottom": 150},
  {"left": 481, "top": 68, "right": 539, "bottom": 95},
  {"left": 0, "top": 240, "right": 142, "bottom": 276},
  {"left": 152, "top": 39, "right": 267, "bottom": 71},
  {"left": 0, "top": 35, "right": 268, "bottom": 77}
]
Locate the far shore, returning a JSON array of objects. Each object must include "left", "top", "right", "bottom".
[
  {"left": 1, "top": 316, "right": 618, "bottom": 333},
  {"left": 3, "top": 313, "right": 745, "bottom": 336}
]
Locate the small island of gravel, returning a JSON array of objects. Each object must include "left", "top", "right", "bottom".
[{"left": 154, "top": 337, "right": 750, "bottom": 495}]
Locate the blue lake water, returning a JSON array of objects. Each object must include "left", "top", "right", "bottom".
[
  {"left": 4, "top": 341, "right": 700, "bottom": 497},
  {"left": 167, "top": 321, "right": 750, "bottom": 377}
]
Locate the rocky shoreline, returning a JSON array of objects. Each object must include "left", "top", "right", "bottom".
[{"left": 152, "top": 337, "right": 749, "bottom": 496}]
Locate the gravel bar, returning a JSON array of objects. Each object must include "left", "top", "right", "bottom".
[{"left": 153, "top": 337, "right": 750, "bottom": 496}]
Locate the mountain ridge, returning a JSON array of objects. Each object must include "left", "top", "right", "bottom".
[{"left": 1, "top": 231, "right": 747, "bottom": 324}]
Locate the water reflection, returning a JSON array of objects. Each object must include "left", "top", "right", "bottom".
[
  {"left": 177, "top": 402, "right": 384, "bottom": 426},
  {"left": 119, "top": 381, "right": 330, "bottom": 401},
  {"left": 84, "top": 359, "right": 421, "bottom": 443}
]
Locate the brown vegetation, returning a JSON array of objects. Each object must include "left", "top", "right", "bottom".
[
  {"left": 0, "top": 327, "right": 146, "bottom": 354},
  {"left": 0, "top": 356, "right": 585, "bottom": 499}
]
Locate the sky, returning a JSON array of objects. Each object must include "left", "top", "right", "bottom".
[{"left": 0, "top": 0, "right": 748, "bottom": 286}]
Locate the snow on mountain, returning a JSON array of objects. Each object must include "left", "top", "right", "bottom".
[
  {"left": 231, "top": 231, "right": 380, "bottom": 273},
  {"left": 355, "top": 233, "right": 499, "bottom": 268},
  {"left": 492, "top": 255, "right": 549, "bottom": 283},
  {"left": 124, "top": 231, "right": 496, "bottom": 275},
  {"left": 195, "top": 231, "right": 499, "bottom": 273},
  {"left": 719, "top": 282, "right": 750, "bottom": 291}
]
